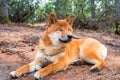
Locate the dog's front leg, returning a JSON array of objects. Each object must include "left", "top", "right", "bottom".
[
  {"left": 9, "top": 51, "right": 46, "bottom": 79},
  {"left": 9, "top": 59, "right": 45, "bottom": 79},
  {"left": 34, "top": 56, "right": 70, "bottom": 80}
]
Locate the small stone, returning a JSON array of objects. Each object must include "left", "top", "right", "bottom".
[{"left": 28, "top": 43, "right": 33, "bottom": 46}]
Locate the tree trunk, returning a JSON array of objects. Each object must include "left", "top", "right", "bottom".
[
  {"left": 1, "top": 0, "right": 9, "bottom": 23},
  {"left": 91, "top": 0, "right": 96, "bottom": 19},
  {"left": 114, "top": 0, "right": 119, "bottom": 18},
  {"left": 114, "top": 0, "right": 120, "bottom": 35}
]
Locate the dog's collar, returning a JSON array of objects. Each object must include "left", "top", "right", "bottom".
[{"left": 40, "top": 47, "right": 65, "bottom": 56}]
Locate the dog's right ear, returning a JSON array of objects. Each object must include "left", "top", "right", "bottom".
[{"left": 48, "top": 13, "right": 57, "bottom": 26}]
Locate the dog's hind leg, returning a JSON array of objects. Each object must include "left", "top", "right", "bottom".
[{"left": 90, "top": 59, "right": 104, "bottom": 72}]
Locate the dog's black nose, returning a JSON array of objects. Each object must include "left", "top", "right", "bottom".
[{"left": 67, "top": 35, "right": 72, "bottom": 39}]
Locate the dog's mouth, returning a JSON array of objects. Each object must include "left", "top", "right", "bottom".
[
  {"left": 59, "top": 39, "right": 72, "bottom": 43},
  {"left": 59, "top": 35, "right": 73, "bottom": 43}
]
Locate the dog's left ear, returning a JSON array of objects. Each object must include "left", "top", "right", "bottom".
[
  {"left": 48, "top": 13, "right": 57, "bottom": 26},
  {"left": 66, "top": 15, "right": 74, "bottom": 26}
]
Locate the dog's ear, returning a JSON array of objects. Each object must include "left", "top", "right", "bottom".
[
  {"left": 66, "top": 14, "right": 74, "bottom": 26},
  {"left": 48, "top": 13, "right": 57, "bottom": 26}
]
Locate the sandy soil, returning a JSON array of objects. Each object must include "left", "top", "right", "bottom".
[{"left": 0, "top": 23, "right": 120, "bottom": 80}]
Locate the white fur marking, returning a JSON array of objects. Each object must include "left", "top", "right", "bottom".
[
  {"left": 9, "top": 71, "right": 18, "bottom": 77},
  {"left": 29, "top": 62, "right": 41, "bottom": 72},
  {"left": 35, "top": 51, "right": 46, "bottom": 61},
  {"left": 34, "top": 72, "right": 40, "bottom": 79},
  {"left": 48, "top": 32, "right": 61, "bottom": 46},
  {"left": 98, "top": 45, "right": 107, "bottom": 60}
]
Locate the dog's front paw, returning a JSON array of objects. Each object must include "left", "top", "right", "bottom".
[
  {"left": 34, "top": 72, "right": 43, "bottom": 80},
  {"left": 90, "top": 66, "right": 100, "bottom": 72},
  {"left": 9, "top": 71, "right": 18, "bottom": 79}
]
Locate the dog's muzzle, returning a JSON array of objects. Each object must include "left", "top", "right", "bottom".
[{"left": 59, "top": 35, "right": 73, "bottom": 43}]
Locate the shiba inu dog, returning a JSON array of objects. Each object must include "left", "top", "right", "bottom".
[{"left": 9, "top": 13, "right": 107, "bottom": 80}]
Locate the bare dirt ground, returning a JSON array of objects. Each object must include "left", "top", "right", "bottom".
[{"left": 0, "top": 23, "right": 120, "bottom": 80}]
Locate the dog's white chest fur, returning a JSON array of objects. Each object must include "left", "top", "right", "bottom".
[
  {"left": 35, "top": 50, "right": 64, "bottom": 62},
  {"left": 35, "top": 39, "right": 65, "bottom": 62}
]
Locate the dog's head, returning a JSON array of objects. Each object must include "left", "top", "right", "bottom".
[{"left": 45, "top": 13, "right": 74, "bottom": 46}]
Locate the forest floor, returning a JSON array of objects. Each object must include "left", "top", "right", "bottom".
[{"left": 0, "top": 23, "right": 120, "bottom": 80}]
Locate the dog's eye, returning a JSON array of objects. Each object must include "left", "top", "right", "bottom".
[{"left": 59, "top": 29, "right": 63, "bottom": 31}]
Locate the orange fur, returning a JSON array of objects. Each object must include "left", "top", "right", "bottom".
[
  {"left": 9, "top": 13, "right": 107, "bottom": 79},
  {"left": 14, "top": 64, "right": 30, "bottom": 76}
]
